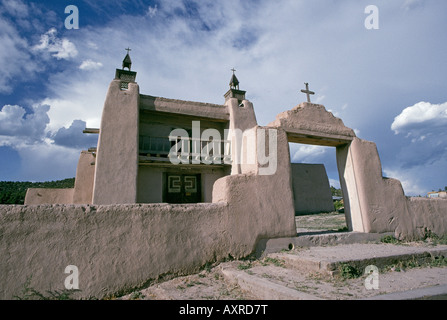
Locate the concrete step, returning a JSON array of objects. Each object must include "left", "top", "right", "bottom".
[
  {"left": 255, "top": 231, "right": 394, "bottom": 257},
  {"left": 220, "top": 264, "right": 322, "bottom": 300},
  {"left": 269, "top": 243, "right": 447, "bottom": 277},
  {"left": 361, "top": 284, "right": 447, "bottom": 300},
  {"left": 220, "top": 243, "right": 447, "bottom": 300}
]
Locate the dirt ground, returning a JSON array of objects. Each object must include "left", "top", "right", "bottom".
[{"left": 119, "top": 251, "right": 447, "bottom": 300}]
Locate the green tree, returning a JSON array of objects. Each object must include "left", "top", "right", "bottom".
[{"left": 0, "top": 178, "right": 75, "bottom": 205}]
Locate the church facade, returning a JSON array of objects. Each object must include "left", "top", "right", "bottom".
[
  {"left": 24, "top": 52, "right": 447, "bottom": 241},
  {"left": 26, "top": 52, "right": 273, "bottom": 206}
]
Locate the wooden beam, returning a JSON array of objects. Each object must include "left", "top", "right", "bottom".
[{"left": 83, "top": 128, "right": 100, "bottom": 134}]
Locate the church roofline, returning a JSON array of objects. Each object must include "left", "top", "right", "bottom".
[{"left": 139, "top": 94, "right": 230, "bottom": 121}]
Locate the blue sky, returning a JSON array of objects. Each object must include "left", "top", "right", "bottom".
[{"left": 0, "top": 0, "right": 446, "bottom": 196}]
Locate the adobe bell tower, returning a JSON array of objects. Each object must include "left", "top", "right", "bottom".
[
  {"left": 224, "top": 68, "right": 246, "bottom": 105},
  {"left": 92, "top": 49, "right": 140, "bottom": 205}
]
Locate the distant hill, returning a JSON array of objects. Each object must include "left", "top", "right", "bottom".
[{"left": 0, "top": 178, "right": 75, "bottom": 205}]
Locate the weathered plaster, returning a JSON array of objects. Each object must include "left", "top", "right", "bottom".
[
  {"left": 92, "top": 80, "right": 140, "bottom": 205},
  {"left": 73, "top": 151, "right": 95, "bottom": 204},
  {"left": 0, "top": 203, "right": 230, "bottom": 299},
  {"left": 291, "top": 163, "right": 334, "bottom": 215},
  {"left": 24, "top": 188, "right": 74, "bottom": 205},
  {"left": 269, "top": 102, "right": 355, "bottom": 147}
]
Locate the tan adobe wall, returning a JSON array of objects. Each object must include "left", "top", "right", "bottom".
[
  {"left": 93, "top": 80, "right": 140, "bottom": 205},
  {"left": 73, "top": 151, "right": 95, "bottom": 204},
  {"left": 291, "top": 163, "right": 334, "bottom": 215},
  {"left": 0, "top": 197, "right": 292, "bottom": 299},
  {"left": 24, "top": 188, "right": 74, "bottom": 205},
  {"left": 397, "top": 197, "right": 447, "bottom": 239}
]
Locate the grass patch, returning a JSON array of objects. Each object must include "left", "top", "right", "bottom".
[
  {"left": 14, "top": 277, "right": 82, "bottom": 300},
  {"left": 423, "top": 229, "right": 447, "bottom": 245},
  {"left": 129, "top": 291, "right": 145, "bottom": 300},
  {"left": 338, "top": 263, "right": 362, "bottom": 280},
  {"left": 336, "top": 226, "right": 349, "bottom": 232},
  {"left": 237, "top": 262, "right": 253, "bottom": 270},
  {"left": 383, "top": 255, "right": 447, "bottom": 272},
  {"left": 380, "top": 235, "right": 401, "bottom": 244},
  {"left": 296, "top": 212, "right": 348, "bottom": 232},
  {"left": 262, "top": 257, "right": 286, "bottom": 268}
]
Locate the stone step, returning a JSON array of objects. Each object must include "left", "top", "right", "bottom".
[
  {"left": 255, "top": 231, "right": 394, "bottom": 257},
  {"left": 219, "top": 244, "right": 447, "bottom": 300},
  {"left": 220, "top": 265, "right": 322, "bottom": 300},
  {"left": 268, "top": 243, "right": 447, "bottom": 277},
  {"left": 360, "top": 284, "right": 447, "bottom": 300}
]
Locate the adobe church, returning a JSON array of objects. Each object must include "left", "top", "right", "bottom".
[
  {"left": 9, "top": 51, "right": 446, "bottom": 299},
  {"left": 24, "top": 51, "right": 447, "bottom": 238},
  {"left": 25, "top": 51, "right": 334, "bottom": 214}
]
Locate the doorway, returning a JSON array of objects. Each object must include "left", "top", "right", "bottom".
[
  {"left": 165, "top": 174, "right": 202, "bottom": 204},
  {"left": 289, "top": 142, "right": 349, "bottom": 234}
]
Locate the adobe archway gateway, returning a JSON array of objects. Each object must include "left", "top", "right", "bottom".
[{"left": 268, "top": 103, "right": 363, "bottom": 232}]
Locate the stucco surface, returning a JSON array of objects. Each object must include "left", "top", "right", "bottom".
[
  {"left": 73, "top": 151, "right": 95, "bottom": 204},
  {"left": 291, "top": 163, "right": 334, "bottom": 215},
  {"left": 93, "top": 81, "right": 140, "bottom": 205},
  {"left": 268, "top": 102, "right": 355, "bottom": 145},
  {"left": 397, "top": 197, "right": 447, "bottom": 239},
  {"left": 140, "top": 95, "right": 229, "bottom": 121},
  {"left": 213, "top": 126, "right": 297, "bottom": 251},
  {"left": 0, "top": 203, "right": 237, "bottom": 299},
  {"left": 24, "top": 188, "right": 74, "bottom": 205}
]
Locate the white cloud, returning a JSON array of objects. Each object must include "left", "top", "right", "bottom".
[
  {"left": 402, "top": 0, "right": 425, "bottom": 11},
  {"left": 0, "top": 104, "right": 49, "bottom": 143},
  {"left": 79, "top": 59, "right": 103, "bottom": 70},
  {"left": 386, "top": 101, "right": 447, "bottom": 195},
  {"left": 147, "top": 5, "right": 158, "bottom": 18},
  {"left": 391, "top": 101, "right": 447, "bottom": 135},
  {"left": 1, "top": 0, "right": 29, "bottom": 17},
  {"left": 15, "top": 143, "right": 79, "bottom": 181},
  {"left": 314, "top": 95, "right": 325, "bottom": 104},
  {"left": 0, "top": 17, "right": 40, "bottom": 93},
  {"left": 291, "top": 144, "right": 327, "bottom": 163},
  {"left": 0, "top": 104, "right": 90, "bottom": 181},
  {"left": 51, "top": 119, "right": 98, "bottom": 149},
  {"left": 329, "top": 178, "right": 340, "bottom": 189},
  {"left": 33, "top": 28, "right": 78, "bottom": 60},
  {"left": 383, "top": 168, "right": 426, "bottom": 196}
]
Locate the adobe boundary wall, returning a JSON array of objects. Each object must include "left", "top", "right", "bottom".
[
  {"left": 0, "top": 186, "right": 295, "bottom": 300},
  {"left": 0, "top": 202, "right": 232, "bottom": 299},
  {"left": 24, "top": 188, "right": 74, "bottom": 205}
]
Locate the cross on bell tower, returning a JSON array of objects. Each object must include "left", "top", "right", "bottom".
[
  {"left": 224, "top": 68, "right": 246, "bottom": 104},
  {"left": 229, "top": 68, "right": 240, "bottom": 90},
  {"left": 301, "top": 82, "right": 315, "bottom": 103},
  {"left": 115, "top": 48, "right": 137, "bottom": 89},
  {"left": 122, "top": 47, "right": 132, "bottom": 71}
]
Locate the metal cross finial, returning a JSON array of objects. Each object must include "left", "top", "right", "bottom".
[
  {"left": 301, "top": 82, "right": 315, "bottom": 103},
  {"left": 125, "top": 47, "right": 132, "bottom": 54},
  {"left": 231, "top": 68, "right": 236, "bottom": 74}
]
